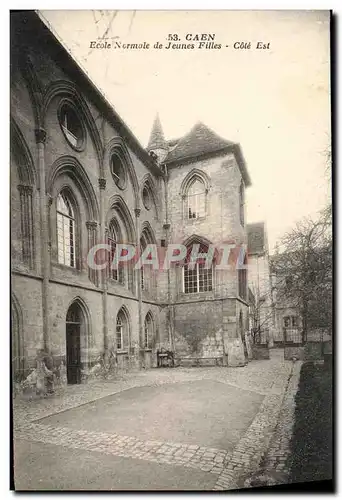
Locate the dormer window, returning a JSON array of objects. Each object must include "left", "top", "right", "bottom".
[
  {"left": 149, "top": 151, "right": 158, "bottom": 161},
  {"left": 59, "top": 103, "right": 85, "bottom": 151}
]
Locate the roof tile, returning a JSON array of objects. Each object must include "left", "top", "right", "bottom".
[{"left": 165, "top": 122, "right": 235, "bottom": 163}]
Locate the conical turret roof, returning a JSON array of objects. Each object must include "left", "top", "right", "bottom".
[{"left": 147, "top": 113, "right": 167, "bottom": 151}]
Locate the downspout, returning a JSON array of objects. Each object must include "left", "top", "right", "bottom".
[
  {"left": 135, "top": 208, "right": 143, "bottom": 367},
  {"left": 162, "top": 163, "right": 174, "bottom": 352},
  {"left": 35, "top": 128, "right": 50, "bottom": 352},
  {"left": 98, "top": 177, "right": 108, "bottom": 356}
]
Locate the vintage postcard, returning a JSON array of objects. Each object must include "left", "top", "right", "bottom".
[{"left": 10, "top": 9, "right": 332, "bottom": 492}]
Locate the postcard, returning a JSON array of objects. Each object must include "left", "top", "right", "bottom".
[{"left": 10, "top": 9, "right": 332, "bottom": 492}]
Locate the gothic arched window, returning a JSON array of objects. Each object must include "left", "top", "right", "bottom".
[
  {"left": 59, "top": 102, "right": 85, "bottom": 151},
  {"left": 144, "top": 311, "right": 154, "bottom": 349},
  {"left": 57, "top": 191, "right": 76, "bottom": 267},
  {"left": 116, "top": 307, "right": 129, "bottom": 350},
  {"left": 187, "top": 178, "right": 206, "bottom": 219},
  {"left": 111, "top": 153, "right": 126, "bottom": 190},
  {"left": 183, "top": 241, "right": 214, "bottom": 294},
  {"left": 108, "top": 218, "right": 124, "bottom": 283},
  {"left": 140, "top": 225, "right": 156, "bottom": 294}
]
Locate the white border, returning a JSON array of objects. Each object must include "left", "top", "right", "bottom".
[{"left": 2, "top": 3, "right": 338, "bottom": 499}]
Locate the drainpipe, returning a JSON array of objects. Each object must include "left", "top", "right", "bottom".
[
  {"left": 98, "top": 177, "right": 108, "bottom": 356},
  {"left": 35, "top": 128, "right": 50, "bottom": 352},
  {"left": 135, "top": 208, "right": 143, "bottom": 367},
  {"left": 162, "top": 163, "right": 174, "bottom": 352}
]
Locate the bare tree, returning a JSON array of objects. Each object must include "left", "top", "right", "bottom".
[
  {"left": 249, "top": 284, "right": 275, "bottom": 344},
  {"left": 271, "top": 207, "right": 332, "bottom": 343}
]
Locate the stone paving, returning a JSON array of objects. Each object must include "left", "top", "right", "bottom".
[
  {"left": 13, "top": 351, "right": 300, "bottom": 491},
  {"left": 252, "top": 361, "right": 302, "bottom": 484},
  {"left": 15, "top": 422, "right": 230, "bottom": 475}
]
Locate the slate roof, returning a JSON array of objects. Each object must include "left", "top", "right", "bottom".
[
  {"left": 247, "top": 222, "right": 266, "bottom": 255},
  {"left": 164, "top": 122, "right": 251, "bottom": 186},
  {"left": 165, "top": 122, "right": 235, "bottom": 162}
]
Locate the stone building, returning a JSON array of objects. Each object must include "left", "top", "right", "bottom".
[
  {"left": 269, "top": 255, "right": 303, "bottom": 345},
  {"left": 11, "top": 11, "right": 253, "bottom": 383}
]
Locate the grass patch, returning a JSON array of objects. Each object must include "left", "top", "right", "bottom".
[{"left": 289, "top": 361, "right": 332, "bottom": 484}]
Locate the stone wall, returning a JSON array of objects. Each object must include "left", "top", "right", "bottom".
[
  {"left": 10, "top": 12, "right": 251, "bottom": 379},
  {"left": 10, "top": 14, "right": 165, "bottom": 376}
]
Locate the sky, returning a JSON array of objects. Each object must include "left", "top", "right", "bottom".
[{"left": 40, "top": 10, "right": 331, "bottom": 252}]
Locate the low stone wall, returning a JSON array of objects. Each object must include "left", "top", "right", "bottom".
[
  {"left": 304, "top": 342, "right": 323, "bottom": 361},
  {"left": 252, "top": 345, "right": 270, "bottom": 360},
  {"left": 178, "top": 357, "right": 224, "bottom": 367},
  {"left": 285, "top": 342, "right": 327, "bottom": 362},
  {"left": 284, "top": 345, "right": 305, "bottom": 361}
]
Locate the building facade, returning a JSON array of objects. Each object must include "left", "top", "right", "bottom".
[
  {"left": 246, "top": 222, "right": 275, "bottom": 345},
  {"left": 269, "top": 255, "right": 303, "bottom": 345},
  {"left": 11, "top": 11, "right": 253, "bottom": 383}
]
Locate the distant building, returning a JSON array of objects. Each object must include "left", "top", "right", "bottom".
[
  {"left": 269, "top": 254, "right": 302, "bottom": 345},
  {"left": 246, "top": 223, "right": 275, "bottom": 345}
]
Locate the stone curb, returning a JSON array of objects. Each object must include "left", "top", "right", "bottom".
[{"left": 213, "top": 361, "right": 298, "bottom": 491}]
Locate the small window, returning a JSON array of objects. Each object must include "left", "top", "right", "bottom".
[
  {"left": 59, "top": 103, "right": 85, "bottom": 150},
  {"left": 111, "top": 154, "right": 126, "bottom": 189},
  {"left": 283, "top": 316, "right": 291, "bottom": 328},
  {"left": 292, "top": 316, "right": 299, "bottom": 328},
  {"left": 142, "top": 185, "right": 152, "bottom": 210},
  {"left": 283, "top": 316, "right": 299, "bottom": 329}
]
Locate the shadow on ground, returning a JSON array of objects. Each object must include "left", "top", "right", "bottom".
[{"left": 289, "top": 362, "right": 333, "bottom": 484}]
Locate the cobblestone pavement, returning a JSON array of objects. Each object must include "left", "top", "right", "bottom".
[
  {"left": 239, "top": 361, "right": 302, "bottom": 490},
  {"left": 13, "top": 350, "right": 300, "bottom": 491},
  {"left": 252, "top": 361, "right": 302, "bottom": 484}
]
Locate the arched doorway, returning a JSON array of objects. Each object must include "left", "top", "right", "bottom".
[{"left": 66, "top": 301, "right": 84, "bottom": 384}]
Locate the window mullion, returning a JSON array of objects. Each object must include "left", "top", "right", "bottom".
[
  {"left": 196, "top": 262, "right": 199, "bottom": 293},
  {"left": 62, "top": 214, "right": 66, "bottom": 265}
]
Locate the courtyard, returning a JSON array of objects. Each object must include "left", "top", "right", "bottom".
[{"left": 13, "top": 349, "right": 296, "bottom": 491}]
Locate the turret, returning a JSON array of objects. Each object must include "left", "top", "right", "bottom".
[{"left": 146, "top": 113, "right": 168, "bottom": 164}]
